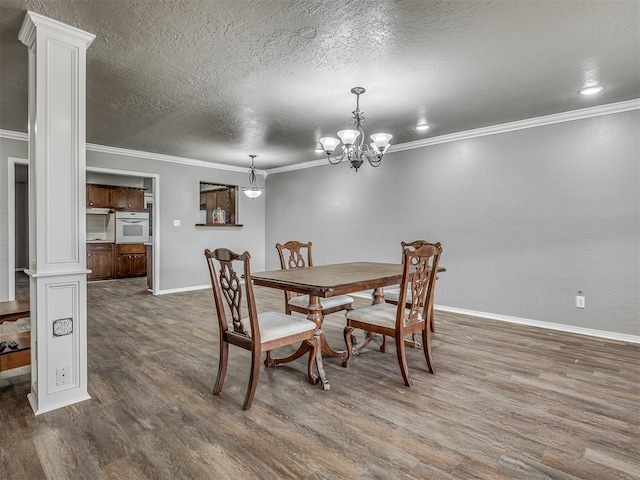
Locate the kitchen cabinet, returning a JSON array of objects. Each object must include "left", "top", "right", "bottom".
[
  {"left": 86, "top": 184, "right": 145, "bottom": 210},
  {"left": 111, "top": 187, "right": 145, "bottom": 209},
  {"left": 199, "top": 185, "right": 237, "bottom": 225},
  {"left": 87, "top": 244, "right": 115, "bottom": 280},
  {"left": 116, "top": 244, "right": 146, "bottom": 278},
  {"left": 86, "top": 184, "right": 111, "bottom": 208}
]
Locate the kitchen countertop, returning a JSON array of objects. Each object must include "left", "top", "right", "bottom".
[{"left": 87, "top": 240, "right": 114, "bottom": 244}]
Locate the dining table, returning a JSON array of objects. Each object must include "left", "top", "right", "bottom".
[{"left": 251, "top": 261, "right": 445, "bottom": 389}]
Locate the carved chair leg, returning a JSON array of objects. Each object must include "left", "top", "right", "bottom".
[
  {"left": 380, "top": 335, "right": 389, "bottom": 353},
  {"left": 342, "top": 325, "right": 355, "bottom": 368},
  {"left": 305, "top": 338, "right": 319, "bottom": 385},
  {"left": 396, "top": 335, "right": 412, "bottom": 387},
  {"left": 242, "top": 349, "right": 261, "bottom": 410},
  {"left": 264, "top": 351, "right": 273, "bottom": 367},
  {"left": 213, "top": 340, "right": 229, "bottom": 395},
  {"left": 422, "top": 326, "right": 435, "bottom": 374}
]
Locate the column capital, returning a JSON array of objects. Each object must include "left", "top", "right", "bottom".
[{"left": 19, "top": 10, "right": 95, "bottom": 50}]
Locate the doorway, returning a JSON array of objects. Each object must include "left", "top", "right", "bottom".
[
  {"left": 8, "top": 157, "right": 29, "bottom": 301},
  {"left": 7, "top": 159, "right": 160, "bottom": 299}
]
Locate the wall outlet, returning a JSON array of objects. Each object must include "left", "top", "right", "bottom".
[
  {"left": 575, "top": 295, "right": 585, "bottom": 309},
  {"left": 173, "top": 219, "right": 181, "bottom": 227},
  {"left": 56, "top": 366, "right": 71, "bottom": 386}
]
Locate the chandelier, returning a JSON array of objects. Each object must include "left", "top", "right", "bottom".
[
  {"left": 241, "top": 155, "right": 264, "bottom": 199},
  {"left": 319, "top": 87, "right": 393, "bottom": 171}
]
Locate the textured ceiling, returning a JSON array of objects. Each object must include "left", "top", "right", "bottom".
[{"left": 1, "top": 0, "right": 639, "bottom": 169}]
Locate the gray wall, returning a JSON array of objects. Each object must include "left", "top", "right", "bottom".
[
  {"left": 86, "top": 150, "right": 266, "bottom": 292},
  {"left": 0, "top": 137, "right": 29, "bottom": 299},
  {"left": 265, "top": 111, "right": 640, "bottom": 337},
  {"left": 0, "top": 137, "right": 265, "bottom": 298}
]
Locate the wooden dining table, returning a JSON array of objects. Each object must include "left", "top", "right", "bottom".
[{"left": 251, "top": 261, "right": 445, "bottom": 388}]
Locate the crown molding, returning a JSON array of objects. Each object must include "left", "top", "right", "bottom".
[
  {"left": 266, "top": 158, "right": 328, "bottom": 175},
  {"left": 3, "top": 99, "right": 637, "bottom": 176},
  {"left": 19, "top": 11, "right": 96, "bottom": 49},
  {"left": 85, "top": 143, "right": 267, "bottom": 176},
  {"left": 265, "top": 98, "right": 640, "bottom": 174},
  {"left": 390, "top": 98, "right": 640, "bottom": 154},
  {"left": 0, "top": 129, "right": 28, "bottom": 141},
  {"left": 0, "top": 130, "right": 266, "bottom": 176}
]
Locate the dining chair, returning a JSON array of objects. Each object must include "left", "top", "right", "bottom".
[
  {"left": 205, "top": 248, "right": 322, "bottom": 410},
  {"left": 343, "top": 243, "right": 443, "bottom": 386},
  {"left": 275, "top": 241, "right": 354, "bottom": 316},
  {"left": 384, "top": 240, "right": 442, "bottom": 333}
]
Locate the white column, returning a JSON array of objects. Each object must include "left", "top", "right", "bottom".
[{"left": 19, "top": 11, "right": 95, "bottom": 414}]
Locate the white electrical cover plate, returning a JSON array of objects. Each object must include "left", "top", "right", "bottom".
[{"left": 53, "top": 318, "right": 73, "bottom": 337}]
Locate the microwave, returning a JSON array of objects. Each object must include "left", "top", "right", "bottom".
[{"left": 115, "top": 211, "right": 149, "bottom": 244}]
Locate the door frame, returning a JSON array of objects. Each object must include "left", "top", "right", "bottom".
[
  {"left": 7, "top": 157, "right": 29, "bottom": 300},
  {"left": 7, "top": 159, "right": 161, "bottom": 297}
]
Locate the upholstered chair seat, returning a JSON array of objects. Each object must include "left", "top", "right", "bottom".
[
  {"left": 241, "top": 311, "right": 316, "bottom": 344},
  {"left": 289, "top": 294, "right": 355, "bottom": 312},
  {"left": 345, "top": 303, "right": 421, "bottom": 330}
]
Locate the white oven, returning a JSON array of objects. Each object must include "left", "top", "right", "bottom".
[{"left": 115, "top": 211, "right": 149, "bottom": 244}]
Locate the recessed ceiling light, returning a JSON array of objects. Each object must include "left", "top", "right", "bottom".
[
  {"left": 578, "top": 85, "right": 605, "bottom": 95},
  {"left": 415, "top": 124, "right": 430, "bottom": 131}
]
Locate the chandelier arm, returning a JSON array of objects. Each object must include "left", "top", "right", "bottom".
[
  {"left": 327, "top": 153, "right": 344, "bottom": 165},
  {"left": 368, "top": 155, "right": 382, "bottom": 168}
]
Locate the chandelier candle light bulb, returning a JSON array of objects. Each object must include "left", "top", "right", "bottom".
[{"left": 319, "top": 87, "right": 392, "bottom": 171}]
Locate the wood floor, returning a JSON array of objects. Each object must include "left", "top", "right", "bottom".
[{"left": 1, "top": 276, "right": 638, "bottom": 479}]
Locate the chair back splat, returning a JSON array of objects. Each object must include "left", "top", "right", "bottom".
[
  {"left": 277, "top": 240, "right": 313, "bottom": 269},
  {"left": 205, "top": 247, "right": 321, "bottom": 409},
  {"left": 398, "top": 244, "right": 440, "bottom": 327},
  {"left": 386, "top": 240, "right": 442, "bottom": 334},
  {"left": 274, "top": 241, "right": 353, "bottom": 317},
  {"left": 206, "top": 248, "right": 258, "bottom": 343}
]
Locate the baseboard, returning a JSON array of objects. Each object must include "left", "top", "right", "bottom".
[
  {"left": 435, "top": 305, "right": 640, "bottom": 345},
  {"left": 157, "top": 284, "right": 210, "bottom": 295}
]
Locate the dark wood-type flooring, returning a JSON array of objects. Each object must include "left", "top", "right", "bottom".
[{"left": 1, "top": 275, "right": 638, "bottom": 479}]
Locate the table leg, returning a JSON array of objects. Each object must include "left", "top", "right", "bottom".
[
  {"left": 372, "top": 287, "right": 385, "bottom": 304},
  {"left": 372, "top": 287, "right": 389, "bottom": 352},
  {"left": 307, "top": 294, "right": 347, "bottom": 359},
  {"left": 315, "top": 332, "right": 330, "bottom": 390}
]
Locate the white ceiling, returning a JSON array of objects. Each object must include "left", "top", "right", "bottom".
[{"left": 1, "top": 0, "right": 639, "bottom": 170}]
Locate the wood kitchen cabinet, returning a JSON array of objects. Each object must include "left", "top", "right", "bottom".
[
  {"left": 116, "top": 244, "right": 146, "bottom": 278},
  {"left": 86, "top": 184, "right": 145, "bottom": 210},
  {"left": 199, "top": 186, "right": 237, "bottom": 224},
  {"left": 87, "top": 244, "right": 115, "bottom": 280},
  {"left": 111, "top": 187, "right": 145, "bottom": 209},
  {"left": 86, "top": 184, "right": 111, "bottom": 208}
]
